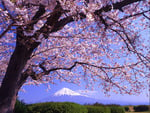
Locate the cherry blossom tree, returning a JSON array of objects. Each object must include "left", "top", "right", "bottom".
[{"left": 0, "top": 0, "right": 149, "bottom": 112}]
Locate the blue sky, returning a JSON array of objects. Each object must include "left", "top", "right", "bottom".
[{"left": 18, "top": 80, "right": 150, "bottom": 105}]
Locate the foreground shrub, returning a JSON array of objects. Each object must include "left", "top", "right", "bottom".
[
  {"left": 106, "top": 104, "right": 120, "bottom": 107},
  {"left": 28, "top": 102, "right": 88, "bottom": 113},
  {"left": 109, "top": 106, "right": 125, "bottom": 113},
  {"left": 93, "top": 102, "right": 105, "bottom": 106},
  {"left": 14, "top": 99, "right": 28, "bottom": 113},
  {"left": 86, "top": 106, "right": 111, "bottom": 113},
  {"left": 134, "top": 105, "right": 149, "bottom": 112},
  {"left": 124, "top": 106, "right": 129, "bottom": 111}
]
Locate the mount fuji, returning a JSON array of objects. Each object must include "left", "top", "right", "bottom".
[
  {"left": 35, "top": 88, "right": 149, "bottom": 105},
  {"left": 41, "top": 88, "right": 97, "bottom": 104},
  {"left": 54, "top": 88, "right": 81, "bottom": 96},
  {"left": 38, "top": 88, "right": 117, "bottom": 105}
]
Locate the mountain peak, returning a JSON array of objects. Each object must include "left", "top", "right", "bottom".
[{"left": 54, "top": 88, "right": 81, "bottom": 96}]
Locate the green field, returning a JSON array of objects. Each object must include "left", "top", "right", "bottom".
[{"left": 126, "top": 111, "right": 150, "bottom": 113}]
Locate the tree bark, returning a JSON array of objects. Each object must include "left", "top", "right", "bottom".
[{"left": 0, "top": 38, "right": 34, "bottom": 113}]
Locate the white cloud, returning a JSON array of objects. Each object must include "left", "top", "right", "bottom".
[{"left": 76, "top": 89, "right": 98, "bottom": 97}]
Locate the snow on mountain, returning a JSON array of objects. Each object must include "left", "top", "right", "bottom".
[
  {"left": 54, "top": 88, "right": 81, "bottom": 96},
  {"left": 32, "top": 87, "right": 149, "bottom": 105}
]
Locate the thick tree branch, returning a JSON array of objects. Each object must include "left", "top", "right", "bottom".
[
  {"left": 33, "top": 61, "right": 144, "bottom": 78},
  {"left": 26, "top": 4, "right": 46, "bottom": 31},
  {"left": 34, "top": 1, "right": 63, "bottom": 38},
  {"left": 36, "top": 0, "right": 144, "bottom": 37},
  {"left": 53, "top": 0, "right": 144, "bottom": 33},
  {"left": 95, "top": 0, "right": 144, "bottom": 15},
  {"left": 17, "top": 68, "right": 30, "bottom": 88},
  {"left": 32, "top": 4, "right": 46, "bottom": 21},
  {"left": 50, "top": 13, "right": 86, "bottom": 32},
  {"left": 0, "top": 22, "right": 14, "bottom": 39}
]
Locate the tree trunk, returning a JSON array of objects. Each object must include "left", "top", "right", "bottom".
[{"left": 0, "top": 40, "right": 34, "bottom": 113}]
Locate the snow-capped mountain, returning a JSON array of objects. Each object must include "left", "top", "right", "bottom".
[
  {"left": 49, "top": 88, "right": 101, "bottom": 104},
  {"left": 34, "top": 88, "right": 149, "bottom": 105},
  {"left": 39, "top": 88, "right": 119, "bottom": 105},
  {"left": 54, "top": 88, "right": 81, "bottom": 96}
]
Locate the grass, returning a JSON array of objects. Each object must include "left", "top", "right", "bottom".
[{"left": 126, "top": 111, "right": 150, "bottom": 113}]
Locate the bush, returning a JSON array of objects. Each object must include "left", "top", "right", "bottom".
[
  {"left": 134, "top": 105, "right": 149, "bottom": 112},
  {"left": 109, "top": 106, "right": 125, "bottom": 113},
  {"left": 93, "top": 102, "right": 105, "bottom": 106},
  {"left": 106, "top": 104, "right": 120, "bottom": 107},
  {"left": 14, "top": 99, "right": 28, "bottom": 113},
  {"left": 86, "top": 106, "right": 111, "bottom": 113},
  {"left": 28, "top": 102, "right": 88, "bottom": 113},
  {"left": 62, "top": 102, "right": 88, "bottom": 113},
  {"left": 124, "top": 106, "right": 129, "bottom": 111}
]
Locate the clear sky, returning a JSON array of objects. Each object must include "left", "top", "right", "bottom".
[{"left": 18, "top": 80, "right": 150, "bottom": 105}]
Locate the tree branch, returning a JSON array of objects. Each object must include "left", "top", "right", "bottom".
[
  {"left": 36, "top": 0, "right": 144, "bottom": 37},
  {"left": 34, "top": 1, "right": 64, "bottom": 38},
  {"left": 52, "top": 0, "right": 144, "bottom": 33},
  {"left": 36, "top": 61, "right": 143, "bottom": 77},
  {"left": 95, "top": 0, "right": 144, "bottom": 15},
  {"left": 110, "top": 28, "right": 150, "bottom": 66},
  {"left": 26, "top": 4, "right": 46, "bottom": 31},
  {"left": 0, "top": 22, "right": 14, "bottom": 39},
  {"left": 143, "top": 13, "right": 150, "bottom": 20},
  {"left": 109, "top": 10, "right": 150, "bottom": 26}
]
